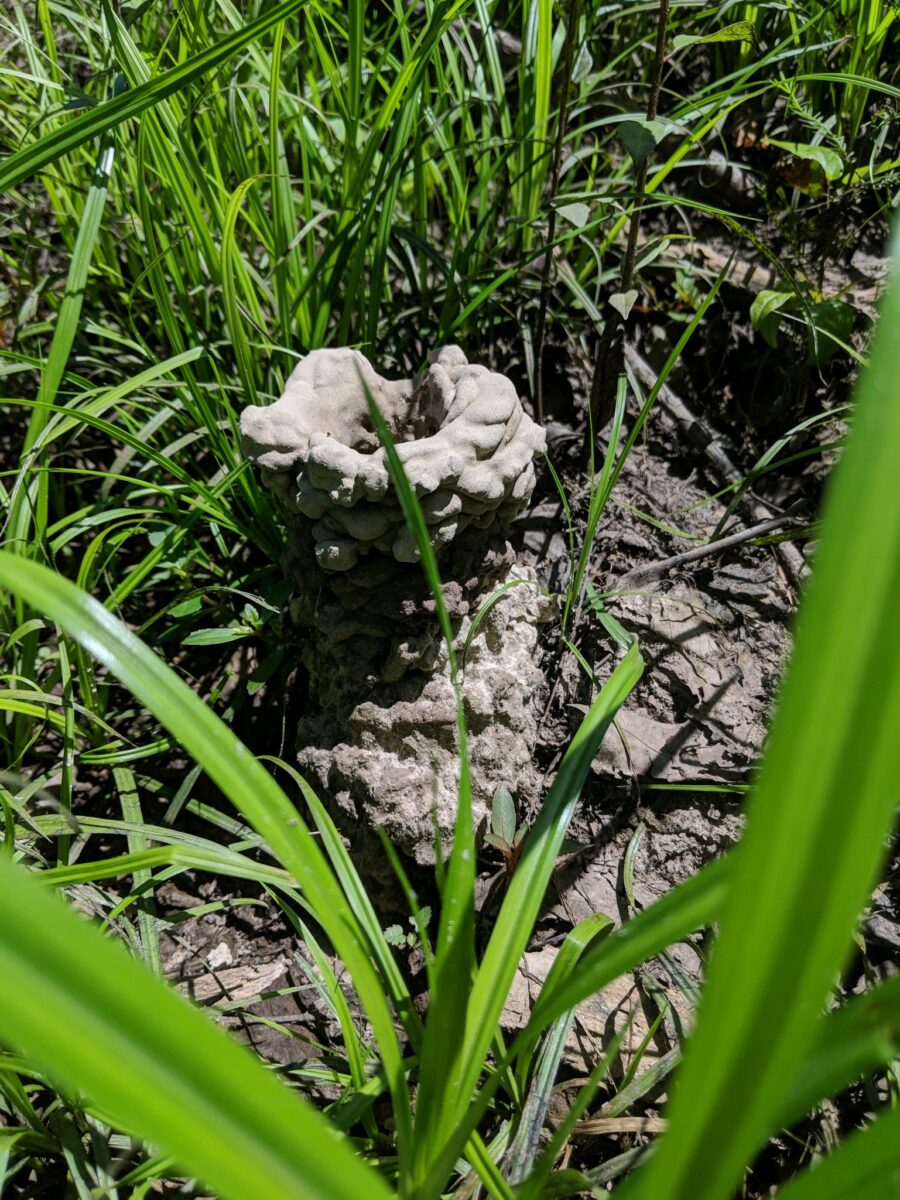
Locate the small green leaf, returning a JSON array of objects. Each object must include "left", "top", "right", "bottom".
[
  {"left": 616, "top": 119, "right": 667, "bottom": 168},
  {"left": 241, "top": 603, "right": 260, "bottom": 625},
  {"left": 556, "top": 201, "right": 591, "bottom": 229},
  {"left": 767, "top": 139, "right": 844, "bottom": 181},
  {"left": 182, "top": 626, "right": 251, "bottom": 646},
  {"left": 535, "top": 1168, "right": 594, "bottom": 1198},
  {"left": 169, "top": 596, "right": 203, "bottom": 618},
  {"left": 750, "top": 289, "right": 795, "bottom": 347},
  {"left": 623, "top": 822, "right": 646, "bottom": 910},
  {"left": 673, "top": 21, "right": 758, "bottom": 51},
  {"left": 809, "top": 299, "right": 855, "bottom": 366},
  {"left": 609, "top": 289, "right": 639, "bottom": 320},
  {"left": 571, "top": 43, "right": 593, "bottom": 83},
  {"left": 247, "top": 649, "right": 284, "bottom": 696}
]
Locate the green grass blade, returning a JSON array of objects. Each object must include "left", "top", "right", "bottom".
[
  {"left": 0, "top": 857, "right": 389, "bottom": 1200},
  {"left": 775, "top": 974, "right": 900, "bottom": 1133},
  {"left": 267, "top": 19, "right": 298, "bottom": 348},
  {"left": 624, "top": 241, "right": 900, "bottom": 1200},
  {"left": 526, "top": 851, "right": 729, "bottom": 1037},
  {"left": 508, "top": 914, "right": 615, "bottom": 1188},
  {"left": 0, "top": 0, "right": 305, "bottom": 191},
  {"left": 36, "top": 845, "right": 292, "bottom": 890},
  {"left": 264, "top": 756, "right": 421, "bottom": 1044},
  {"left": 7, "top": 130, "right": 114, "bottom": 551},
  {"left": 0, "top": 552, "right": 413, "bottom": 1169},
  {"left": 363, "top": 377, "right": 477, "bottom": 1187},
  {"left": 455, "top": 643, "right": 642, "bottom": 1105},
  {"left": 22, "top": 347, "right": 205, "bottom": 457},
  {"left": 221, "top": 177, "right": 263, "bottom": 406},
  {"left": 415, "top": 644, "right": 642, "bottom": 1189},
  {"left": 770, "top": 1106, "right": 900, "bottom": 1200},
  {"left": 293, "top": 915, "right": 380, "bottom": 1142},
  {"left": 513, "top": 911, "right": 614, "bottom": 1091},
  {"left": 418, "top": 854, "right": 730, "bottom": 1196}
]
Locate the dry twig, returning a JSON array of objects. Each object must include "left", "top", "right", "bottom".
[{"left": 624, "top": 343, "right": 808, "bottom": 590}]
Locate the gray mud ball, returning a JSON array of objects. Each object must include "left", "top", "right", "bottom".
[{"left": 240, "top": 347, "right": 549, "bottom": 868}]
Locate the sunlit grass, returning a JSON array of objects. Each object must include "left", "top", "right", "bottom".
[{"left": 1, "top": 0, "right": 899, "bottom": 1195}]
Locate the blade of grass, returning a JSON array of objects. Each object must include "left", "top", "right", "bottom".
[
  {"left": 0, "top": 856, "right": 390, "bottom": 1200},
  {"left": 622, "top": 240, "right": 900, "bottom": 1200},
  {"left": 770, "top": 1106, "right": 900, "bottom": 1200},
  {"left": 221, "top": 176, "right": 264, "bottom": 407},
  {"left": 415, "top": 643, "right": 643, "bottom": 1189},
  {"left": 454, "top": 643, "right": 642, "bottom": 1105},
  {"left": 264, "top": 756, "right": 421, "bottom": 1046},
  {"left": 507, "top": 913, "right": 614, "bottom": 1184},
  {"left": 363, "top": 378, "right": 477, "bottom": 1187},
  {"left": 419, "top": 853, "right": 731, "bottom": 1195},
  {"left": 35, "top": 845, "right": 293, "bottom": 890},
  {"left": 7, "top": 129, "right": 115, "bottom": 552},
  {"left": 0, "top": 552, "right": 414, "bottom": 1172},
  {"left": 112, "top": 767, "right": 160, "bottom": 975},
  {"left": 775, "top": 973, "right": 900, "bottom": 1134}
]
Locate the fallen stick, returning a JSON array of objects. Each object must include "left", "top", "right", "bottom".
[
  {"left": 573, "top": 1115, "right": 668, "bottom": 1137},
  {"left": 623, "top": 343, "right": 808, "bottom": 589}
]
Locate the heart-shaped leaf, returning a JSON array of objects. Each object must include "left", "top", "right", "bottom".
[
  {"left": 616, "top": 119, "right": 667, "bottom": 168},
  {"left": 609, "top": 290, "right": 639, "bottom": 320}
]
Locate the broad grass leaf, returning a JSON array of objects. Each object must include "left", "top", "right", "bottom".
[
  {"left": 766, "top": 138, "right": 844, "bottom": 181},
  {"left": 181, "top": 626, "right": 251, "bottom": 646},
  {"left": 673, "top": 21, "right": 758, "bottom": 50},
  {"left": 621, "top": 243, "right": 900, "bottom": 1200},
  {"left": 0, "top": 857, "right": 389, "bottom": 1200},
  {"left": 771, "top": 1106, "right": 900, "bottom": 1199}
]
